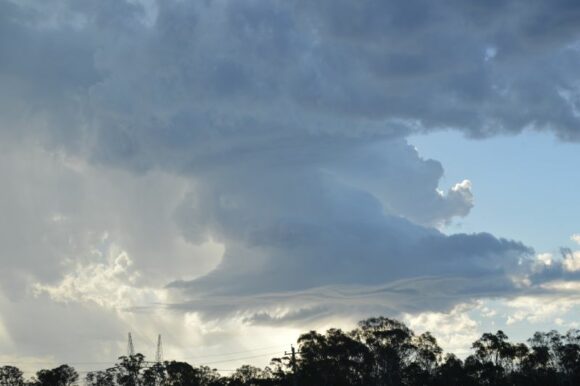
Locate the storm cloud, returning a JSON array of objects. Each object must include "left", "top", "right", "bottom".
[{"left": 1, "top": 0, "right": 580, "bottom": 362}]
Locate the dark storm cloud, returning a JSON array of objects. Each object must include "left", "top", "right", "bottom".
[
  {"left": 298, "top": 0, "right": 580, "bottom": 138},
  {"left": 0, "top": 0, "right": 579, "bottom": 322},
  {"left": 2, "top": 0, "right": 580, "bottom": 147}
]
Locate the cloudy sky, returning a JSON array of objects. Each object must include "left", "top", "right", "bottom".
[{"left": 1, "top": 0, "right": 580, "bottom": 375}]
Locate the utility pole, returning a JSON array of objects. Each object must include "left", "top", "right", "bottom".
[
  {"left": 284, "top": 345, "right": 298, "bottom": 386},
  {"left": 292, "top": 345, "right": 298, "bottom": 386}
]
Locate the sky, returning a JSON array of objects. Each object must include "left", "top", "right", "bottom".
[{"left": 1, "top": 0, "right": 580, "bottom": 376}]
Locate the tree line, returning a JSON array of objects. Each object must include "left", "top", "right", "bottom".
[{"left": 2, "top": 316, "right": 580, "bottom": 385}]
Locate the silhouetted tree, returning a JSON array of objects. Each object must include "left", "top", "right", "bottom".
[
  {"left": 228, "top": 365, "right": 277, "bottom": 386},
  {"left": 36, "top": 365, "right": 78, "bottom": 386},
  {"left": 115, "top": 354, "right": 146, "bottom": 386},
  {"left": 164, "top": 361, "right": 197, "bottom": 386},
  {"left": 0, "top": 365, "right": 24, "bottom": 386},
  {"left": 403, "top": 332, "right": 443, "bottom": 385},
  {"left": 10, "top": 316, "right": 580, "bottom": 386},
  {"left": 143, "top": 362, "right": 166, "bottom": 386},
  {"left": 434, "top": 354, "right": 472, "bottom": 386},
  {"left": 296, "top": 328, "right": 371, "bottom": 386},
  {"left": 86, "top": 369, "right": 116, "bottom": 386},
  {"left": 354, "top": 317, "right": 415, "bottom": 386}
]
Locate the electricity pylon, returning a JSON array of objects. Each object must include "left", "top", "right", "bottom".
[
  {"left": 128, "top": 332, "right": 135, "bottom": 357},
  {"left": 155, "top": 334, "right": 163, "bottom": 363}
]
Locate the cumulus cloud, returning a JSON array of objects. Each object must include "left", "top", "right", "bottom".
[
  {"left": 502, "top": 245, "right": 580, "bottom": 332},
  {"left": 327, "top": 142, "right": 474, "bottom": 227},
  {"left": 505, "top": 295, "right": 575, "bottom": 326},
  {"left": 527, "top": 242, "right": 580, "bottom": 286},
  {"left": 403, "top": 304, "right": 480, "bottom": 357},
  {"left": 562, "top": 249, "right": 580, "bottom": 272},
  {"left": 33, "top": 244, "right": 157, "bottom": 309}
]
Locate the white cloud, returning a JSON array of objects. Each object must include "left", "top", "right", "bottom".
[
  {"left": 403, "top": 304, "right": 480, "bottom": 358},
  {"left": 541, "top": 280, "right": 580, "bottom": 292},
  {"left": 505, "top": 295, "right": 579, "bottom": 325},
  {"left": 563, "top": 249, "right": 580, "bottom": 272},
  {"left": 536, "top": 253, "right": 553, "bottom": 266},
  {"left": 33, "top": 243, "right": 161, "bottom": 310}
]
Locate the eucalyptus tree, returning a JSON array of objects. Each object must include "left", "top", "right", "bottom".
[
  {"left": 36, "top": 365, "right": 78, "bottom": 386},
  {"left": 0, "top": 365, "right": 24, "bottom": 386}
]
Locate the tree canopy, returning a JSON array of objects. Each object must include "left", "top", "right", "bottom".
[{"left": 3, "top": 317, "right": 580, "bottom": 385}]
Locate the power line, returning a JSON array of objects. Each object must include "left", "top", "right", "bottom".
[
  {"left": 201, "top": 351, "right": 284, "bottom": 365},
  {"left": 181, "top": 344, "right": 287, "bottom": 360},
  {"left": 0, "top": 347, "right": 288, "bottom": 369}
]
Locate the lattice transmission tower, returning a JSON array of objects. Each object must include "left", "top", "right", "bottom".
[
  {"left": 127, "top": 332, "right": 135, "bottom": 357},
  {"left": 155, "top": 334, "right": 163, "bottom": 363}
]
